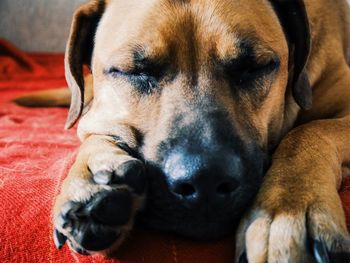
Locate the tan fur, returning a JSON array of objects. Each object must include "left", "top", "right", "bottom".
[
  {"left": 14, "top": 88, "right": 71, "bottom": 107},
  {"left": 14, "top": 74, "right": 94, "bottom": 110},
  {"left": 53, "top": 134, "right": 145, "bottom": 256},
  {"left": 16, "top": 0, "right": 350, "bottom": 260}
]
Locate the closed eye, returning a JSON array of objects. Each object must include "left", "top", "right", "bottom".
[
  {"left": 226, "top": 57, "right": 280, "bottom": 85},
  {"left": 105, "top": 67, "right": 159, "bottom": 94}
]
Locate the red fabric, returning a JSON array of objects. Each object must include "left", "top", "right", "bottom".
[{"left": 0, "top": 38, "right": 349, "bottom": 263}]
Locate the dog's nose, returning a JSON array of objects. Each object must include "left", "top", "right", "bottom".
[
  {"left": 171, "top": 175, "right": 239, "bottom": 201},
  {"left": 164, "top": 151, "right": 241, "bottom": 204}
]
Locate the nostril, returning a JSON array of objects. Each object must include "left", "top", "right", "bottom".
[
  {"left": 216, "top": 181, "right": 238, "bottom": 195},
  {"left": 173, "top": 183, "right": 196, "bottom": 197}
]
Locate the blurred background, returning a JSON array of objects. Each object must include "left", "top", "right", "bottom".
[
  {"left": 0, "top": 0, "right": 87, "bottom": 52},
  {"left": 1, "top": 0, "right": 350, "bottom": 52}
]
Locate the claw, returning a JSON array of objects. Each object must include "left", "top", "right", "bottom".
[
  {"left": 239, "top": 252, "right": 248, "bottom": 263},
  {"left": 313, "top": 240, "right": 330, "bottom": 263},
  {"left": 68, "top": 239, "right": 90, "bottom": 255},
  {"left": 75, "top": 247, "right": 90, "bottom": 255},
  {"left": 53, "top": 229, "right": 67, "bottom": 249}
]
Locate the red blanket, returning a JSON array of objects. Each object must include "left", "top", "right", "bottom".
[{"left": 0, "top": 38, "right": 349, "bottom": 263}]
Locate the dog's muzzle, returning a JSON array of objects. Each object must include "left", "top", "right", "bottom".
[{"left": 140, "top": 110, "right": 267, "bottom": 239}]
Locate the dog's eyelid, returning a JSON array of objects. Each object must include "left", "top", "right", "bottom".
[
  {"left": 250, "top": 57, "right": 280, "bottom": 72},
  {"left": 104, "top": 67, "right": 146, "bottom": 79},
  {"left": 104, "top": 64, "right": 162, "bottom": 78},
  {"left": 224, "top": 54, "right": 280, "bottom": 74},
  {"left": 224, "top": 55, "right": 280, "bottom": 86},
  {"left": 104, "top": 67, "right": 127, "bottom": 76},
  {"left": 104, "top": 66, "right": 159, "bottom": 94}
]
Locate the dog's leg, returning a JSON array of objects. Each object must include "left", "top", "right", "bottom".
[
  {"left": 53, "top": 134, "right": 146, "bottom": 255},
  {"left": 14, "top": 74, "right": 93, "bottom": 108},
  {"left": 236, "top": 119, "right": 350, "bottom": 263},
  {"left": 235, "top": 76, "right": 350, "bottom": 262},
  {"left": 13, "top": 88, "right": 71, "bottom": 107}
]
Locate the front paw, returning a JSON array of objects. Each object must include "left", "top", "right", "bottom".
[
  {"left": 235, "top": 199, "right": 350, "bottom": 263},
  {"left": 53, "top": 157, "right": 146, "bottom": 255}
]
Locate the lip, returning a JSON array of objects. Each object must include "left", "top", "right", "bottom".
[
  {"left": 139, "top": 210, "right": 238, "bottom": 239},
  {"left": 139, "top": 188, "right": 247, "bottom": 239}
]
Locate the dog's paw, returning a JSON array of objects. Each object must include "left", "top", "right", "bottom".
[
  {"left": 235, "top": 202, "right": 350, "bottom": 263},
  {"left": 53, "top": 158, "right": 146, "bottom": 255}
]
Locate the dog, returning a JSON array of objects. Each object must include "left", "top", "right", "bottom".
[{"left": 15, "top": 0, "right": 350, "bottom": 262}]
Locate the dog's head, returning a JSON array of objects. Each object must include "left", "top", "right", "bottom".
[{"left": 65, "top": 0, "right": 311, "bottom": 239}]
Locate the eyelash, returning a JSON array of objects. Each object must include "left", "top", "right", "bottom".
[
  {"left": 106, "top": 68, "right": 158, "bottom": 94},
  {"left": 106, "top": 58, "right": 279, "bottom": 92},
  {"left": 227, "top": 59, "right": 280, "bottom": 85}
]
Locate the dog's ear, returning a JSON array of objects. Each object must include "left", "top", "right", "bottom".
[
  {"left": 270, "top": 0, "right": 312, "bottom": 110},
  {"left": 65, "top": 0, "right": 106, "bottom": 129}
]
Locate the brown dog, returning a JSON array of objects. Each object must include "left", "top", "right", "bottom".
[{"left": 16, "top": 0, "right": 350, "bottom": 262}]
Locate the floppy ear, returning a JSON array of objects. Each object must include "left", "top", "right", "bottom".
[
  {"left": 64, "top": 0, "right": 106, "bottom": 129},
  {"left": 269, "top": 0, "right": 312, "bottom": 110}
]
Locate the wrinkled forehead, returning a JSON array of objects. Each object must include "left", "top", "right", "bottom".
[{"left": 94, "top": 0, "right": 287, "bottom": 66}]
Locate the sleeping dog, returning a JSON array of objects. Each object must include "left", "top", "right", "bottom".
[{"left": 16, "top": 0, "right": 350, "bottom": 262}]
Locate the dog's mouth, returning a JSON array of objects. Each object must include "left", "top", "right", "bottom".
[
  {"left": 139, "top": 192, "right": 252, "bottom": 239},
  {"left": 138, "top": 163, "right": 260, "bottom": 239},
  {"left": 135, "top": 134, "right": 267, "bottom": 239},
  {"left": 140, "top": 211, "right": 237, "bottom": 239}
]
